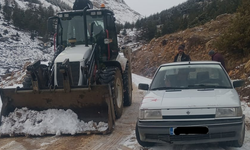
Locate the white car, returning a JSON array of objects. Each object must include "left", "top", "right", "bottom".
[{"left": 136, "top": 61, "right": 245, "bottom": 147}]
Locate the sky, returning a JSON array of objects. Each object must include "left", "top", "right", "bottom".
[{"left": 125, "top": 0, "right": 188, "bottom": 17}]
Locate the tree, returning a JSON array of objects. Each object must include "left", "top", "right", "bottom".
[
  {"left": 3, "top": 0, "right": 12, "bottom": 21},
  {"left": 215, "top": 0, "right": 250, "bottom": 56},
  {"left": 12, "top": 7, "right": 25, "bottom": 28}
]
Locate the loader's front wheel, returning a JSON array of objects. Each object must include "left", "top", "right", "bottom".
[
  {"left": 123, "top": 63, "right": 132, "bottom": 106},
  {"left": 98, "top": 67, "right": 124, "bottom": 119}
]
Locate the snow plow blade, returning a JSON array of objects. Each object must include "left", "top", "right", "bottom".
[{"left": 0, "top": 85, "right": 115, "bottom": 135}]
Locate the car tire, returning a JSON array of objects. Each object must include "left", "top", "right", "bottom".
[
  {"left": 135, "top": 122, "right": 155, "bottom": 147},
  {"left": 232, "top": 124, "right": 245, "bottom": 147}
]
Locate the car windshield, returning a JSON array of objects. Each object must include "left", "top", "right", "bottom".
[
  {"left": 58, "top": 14, "right": 104, "bottom": 47},
  {"left": 150, "top": 64, "right": 232, "bottom": 90}
]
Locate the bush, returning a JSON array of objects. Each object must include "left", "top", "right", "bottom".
[{"left": 214, "top": 0, "right": 250, "bottom": 56}]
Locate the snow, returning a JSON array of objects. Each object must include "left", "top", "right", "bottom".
[
  {"left": 0, "top": 108, "right": 108, "bottom": 136},
  {"left": 0, "top": 10, "right": 54, "bottom": 76},
  {"left": 0, "top": 84, "right": 107, "bottom": 136},
  {"left": 40, "top": 0, "right": 141, "bottom": 24},
  {"left": 120, "top": 130, "right": 138, "bottom": 149}
]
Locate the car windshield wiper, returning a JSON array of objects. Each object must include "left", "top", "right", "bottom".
[
  {"left": 151, "top": 87, "right": 184, "bottom": 90},
  {"left": 209, "top": 85, "right": 231, "bottom": 89},
  {"left": 151, "top": 87, "right": 174, "bottom": 90},
  {"left": 188, "top": 84, "right": 207, "bottom": 88},
  {"left": 188, "top": 84, "right": 231, "bottom": 89}
]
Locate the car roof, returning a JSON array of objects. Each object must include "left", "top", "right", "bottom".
[{"left": 160, "top": 61, "right": 221, "bottom": 67}]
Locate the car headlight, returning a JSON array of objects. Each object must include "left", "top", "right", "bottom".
[
  {"left": 139, "top": 109, "right": 162, "bottom": 120},
  {"left": 215, "top": 107, "right": 242, "bottom": 118}
]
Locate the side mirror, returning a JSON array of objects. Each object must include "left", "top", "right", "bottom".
[
  {"left": 47, "top": 16, "right": 59, "bottom": 34},
  {"left": 138, "top": 83, "right": 149, "bottom": 90},
  {"left": 233, "top": 80, "right": 245, "bottom": 88}
]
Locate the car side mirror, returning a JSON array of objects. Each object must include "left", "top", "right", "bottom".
[
  {"left": 233, "top": 80, "right": 245, "bottom": 88},
  {"left": 138, "top": 83, "right": 149, "bottom": 90}
]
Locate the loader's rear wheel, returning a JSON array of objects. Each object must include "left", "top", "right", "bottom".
[
  {"left": 98, "top": 67, "right": 124, "bottom": 119},
  {"left": 114, "top": 69, "right": 124, "bottom": 118},
  {"left": 123, "top": 63, "right": 132, "bottom": 106}
]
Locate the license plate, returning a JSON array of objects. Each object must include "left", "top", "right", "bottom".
[
  {"left": 169, "top": 127, "right": 175, "bottom": 135},
  {"left": 173, "top": 127, "right": 209, "bottom": 135}
]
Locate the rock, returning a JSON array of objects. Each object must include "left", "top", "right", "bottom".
[{"left": 244, "top": 60, "right": 250, "bottom": 73}]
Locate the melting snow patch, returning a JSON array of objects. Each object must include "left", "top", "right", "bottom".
[
  {"left": 243, "top": 96, "right": 249, "bottom": 100},
  {"left": 242, "top": 102, "right": 250, "bottom": 128},
  {"left": 0, "top": 108, "right": 108, "bottom": 136},
  {"left": 120, "top": 130, "right": 138, "bottom": 150}
]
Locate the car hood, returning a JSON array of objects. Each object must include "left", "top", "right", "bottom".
[{"left": 140, "top": 89, "right": 241, "bottom": 109}]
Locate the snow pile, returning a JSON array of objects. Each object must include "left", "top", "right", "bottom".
[
  {"left": 0, "top": 107, "right": 108, "bottom": 136},
  {"left": 121, "top": 131, "right": 138, "bottom": 150}
]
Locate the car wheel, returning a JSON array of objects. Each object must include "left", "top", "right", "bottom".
[
  {"left": 232, "top": 124, "right": 245, "bottom": 147},
  {"left": 135, "top": 123, "right": 154, "bottom": 147}
]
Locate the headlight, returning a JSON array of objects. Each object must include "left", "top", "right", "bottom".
[
  {"left": 216, "top": 107, "right": 242, "bottom": 118},
  {"left": 139, "top": 109, "right": 162, "bottom": 120}
]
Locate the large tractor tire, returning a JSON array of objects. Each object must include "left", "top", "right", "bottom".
[
  {"left": 99, "top": 67, "right": 124, "bottom": 119},
  {"left": 123, "top": 63, "right": 132, "bottom": 106}
]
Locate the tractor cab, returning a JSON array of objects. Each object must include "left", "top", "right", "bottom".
[{"left": 48, "top": 4, "right": 119, "bottom": 61}]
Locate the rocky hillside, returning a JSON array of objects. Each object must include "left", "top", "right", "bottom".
[
  {"left": 132, "top": 14, "right": 240, "bottom": 77},
  {"left": 131, "top": 13, "right": 250, "bottom": 102}
]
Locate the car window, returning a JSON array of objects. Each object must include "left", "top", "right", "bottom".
[{"left": 150, "top": 64, "right": 232, "bottom": 90}]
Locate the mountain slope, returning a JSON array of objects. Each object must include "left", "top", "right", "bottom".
[
  {"left": 0, "top": 0, "right": 141, "bottom": 79},
  {"left": 2, "top": 0, "right": 141, "bottom": 24}
]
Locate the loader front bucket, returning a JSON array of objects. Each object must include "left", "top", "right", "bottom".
[{"left": 0, "top": 85, "right": 115, "bottom": 135}]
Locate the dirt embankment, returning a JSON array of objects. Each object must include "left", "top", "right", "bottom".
[{"left": 131, "top": 14, "right": 250, "bottom": 102}]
